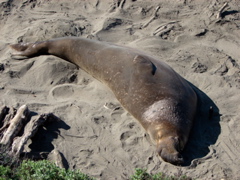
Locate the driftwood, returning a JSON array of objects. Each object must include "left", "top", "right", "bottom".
[
  {"left": 0, "top": 105, "right": 29, "bottom": 147},
  {"left": 0, "top": 105, "right": 65, "bottom": 167},
  {"left": 153, "top": 21, "right": 179, "bottom": 37},
  {"left": 108, "top": 0, "right": 126, "bottom": 13},
  {"left": 216, "top": 2, "right": 228, "bottom": 19},
  {"left": 141, "top": 6, "right": 160, "bottom": 28},
  {"left": 117, "top": 0, "right": 126, "bottom": 9},
  {"left": 0, "top": 106, "right": 9, "bottom": 123},
  {"left": 11, "top": 113, "right": 53, "bottom": 156},
  {"left": 48, "top": 149, "right": 66, "bottom": 169},
  {"left": 0, "top": 107, "right": 16, "bottom": 135}
]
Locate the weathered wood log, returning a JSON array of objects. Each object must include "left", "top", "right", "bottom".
[
  {"left": 0, "top": 107, "right": 16, "bottom": 135},
  {"left": 216, "top": 2, "right": 228, "bottom": 19},
  {"left": 1, "top": 104, "right": 65, "bottom": 167},
  {"left": 0, "top": 105, "right": 29, "bottom": 147},
  {"left": 142, "top": 6, "right": 160, "bottom": 28},
  {"left": 48, "top": 149, "right": 66, "bottom": 169},
  {"left": 153, "top": 21, "right": 179, "bottom": 36},
  {"left": 11, "top": 113, "right": 52, "bottom": 156},
  {"left": 0, "top": 106, "right": 9, "bottom": 124}
]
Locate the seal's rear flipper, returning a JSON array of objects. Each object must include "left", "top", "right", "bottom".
[
  {"left": 10, "top": 43, "right": 31, "bottom": 52},
  {"left": 9, "top": 42, "right": 44, "bottom": 59},
  {"left": 10, "top": 54, "right": 30, "bottom": 60},
  {"left": 10, "top": 43, "right": 33, "bottom": 60}
]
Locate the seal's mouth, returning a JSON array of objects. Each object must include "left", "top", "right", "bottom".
[
  {"left": 156, "top": 136, "right": 184, "bottom": 165},
  {"left": 158, "top": 148, "right": 184, "bottom": 165}
]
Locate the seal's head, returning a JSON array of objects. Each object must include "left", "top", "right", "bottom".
[
  {"left": 143, "top": 99, "right": 192, "bottom": 165},
  {"left": 156, "top": 136, "right": 184, "bottom": 165},
  {"left": 147, "top": 123, "right": 186, "bottom": 165}
]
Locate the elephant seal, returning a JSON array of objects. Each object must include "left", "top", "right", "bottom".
[{"left": 10, "top": 37, "right": 197, "bottom": 165}]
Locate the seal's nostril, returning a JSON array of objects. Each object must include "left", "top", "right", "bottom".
[
  {"left": 172, "top": 153, "right": 184, "bottom": 165},
  {"left": 177, "top": 153, "right": 183, "bottom": 160}
]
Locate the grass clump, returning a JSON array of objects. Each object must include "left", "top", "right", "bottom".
[
  {"left": 17, "top": 160, "right": 93, "bottom": 180},
  {"left": 0, "top": 165, "right": 14, "bottom": 180},
  {"left": 0, "top": 144, "right": 93, "bottom": 180},
  {"left": 16, "top": 160, "right": 94, "bottom": 180},
  {"left": 0, "top": 161, "right": 193, "bottom": 180},
  {"left": 131, "top": 168, "right": 192, "bottom": 180},
  {"left": 0, "top": 160, "right": 94, "bottom": 180},
  {"left": 1, "top": 145, "right": 192, "bottom": 180}
]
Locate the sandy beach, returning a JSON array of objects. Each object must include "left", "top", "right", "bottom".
[{"left": 0, "top": 0, "right": 240, "bottom": 179}]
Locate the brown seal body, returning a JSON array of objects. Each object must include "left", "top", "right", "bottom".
[{"left": 10, "top": 37, "right": 197, "bottom": 165}]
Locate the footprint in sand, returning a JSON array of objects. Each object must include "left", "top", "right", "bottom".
[
  {"left": 92, "top": 116, "right": 107, "bottom": 125},
  {"left": 49, "top": 84, "right": 80, "bottom": 101},
  {"left": 120, "top": 131, "right": 135, "bottom": 142},
  {"left": 120, "top": 130, "right": 142, "bottom": 151},
  {"left": 106, "top": 103, "right": 124, "bottom": 121}
]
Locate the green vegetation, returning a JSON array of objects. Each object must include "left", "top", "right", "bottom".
[
  {"left": 0, "top": 160, "right": 94, "bottom": 180},
  {"left": 131, "top": 168, "right": 192, "bottom": 180},
  {"left": 0, "top": 143, "right": 94, "bottom": 180},
  {"left": 0, "top": 165, "right": 13, "bottom": 180},
  {"left": 0, "top": 162, "right": 193, "bottom": 180},
  {"left": 0, "top": 144, "right": 192, "bottom": 180}
]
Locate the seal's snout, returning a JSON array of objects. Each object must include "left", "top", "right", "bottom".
[
  {"left": 158, "top": 148, "right": 184, "bottom": 165},
  {"left": 171, "top": 152, "right": 184, "bottom": 165},
  {"left": 157, "top": 136, "right": 184, "bottom": 165}
]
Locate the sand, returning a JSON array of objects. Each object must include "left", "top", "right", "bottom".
[{"left": 0, "top": 0, "right": 240, "bottom": 179}]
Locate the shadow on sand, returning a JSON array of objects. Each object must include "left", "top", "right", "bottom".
[
  {"left": 181, "top": 83, "right": 221, "bottom": 166},
  {"left": 22, "top": 115, "right": 70, "bottom": 168},
  {"left": 21, "top": 84, "right": 221, "bottom": 168}
]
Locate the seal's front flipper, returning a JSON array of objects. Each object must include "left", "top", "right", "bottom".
[{"left": 133, "top": 55, "right": 157, "bottom": 75}]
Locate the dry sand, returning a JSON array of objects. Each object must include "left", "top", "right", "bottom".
[{"left": 0, "top": 0, "right": 240, "bottom": 179}]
